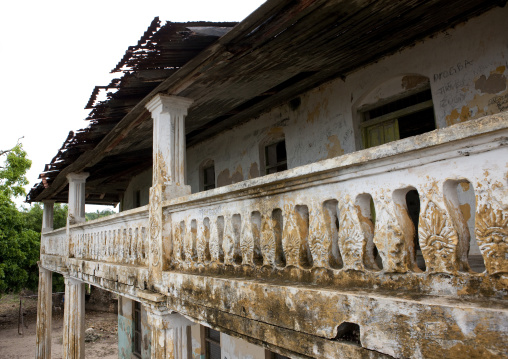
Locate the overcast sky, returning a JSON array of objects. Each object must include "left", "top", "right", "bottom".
[{"left": 0, "top": 0, "right": 265, "bottom": 210}]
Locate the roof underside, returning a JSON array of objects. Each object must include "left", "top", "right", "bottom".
[{"left": 27, "top": 0, "right": 502, "bottom": 204}]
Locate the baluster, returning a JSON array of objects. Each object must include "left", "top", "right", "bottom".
[
  {"left": 282, "top": 205, "right": 311, "bottom": 268},
  {"left": 261, "top": 213, "right": 276, "bottom": 267},
  {"left": 372, "top": 189, "right": 411, "bottom": 273},
  {"left": 240, "top": 211, "right": 255, "bottom": 266},
  {"left": 308, "top": 203, "right": 330, "bottom": 268},
  {"left": 223, "top": 215, "right": 241, "bottom": 265},
  {"left": 172, "top": 222, "right": 184, "bottom": 263},
  {"left": 209, "top": 217, "right": 222, "bottom": 263},
  {"left": 337, "top": 196, "right": 371, "bottom": 271},
  {"left": 473, "top": 175, "right": 507, "bottom": 274},
  {"left": 184, "top": 220, "right": 197, "bottom": 263},
  {"left": 196, "top": 220, "right": 208, "bottom": 263},
  {"left": 417, "top": 181, "right": 462, "bottom": 273}
]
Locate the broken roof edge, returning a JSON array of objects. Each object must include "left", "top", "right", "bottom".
[{"left": 26, "top": 0, "right": 283, "bottom": 204}]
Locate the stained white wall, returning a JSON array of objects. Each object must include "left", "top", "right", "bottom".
[{"left": 187, "top": 6, "right": 507, "bottom": 193}]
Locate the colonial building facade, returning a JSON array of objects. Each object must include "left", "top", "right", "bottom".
[{"left": 30, "top": 1, "right": 507, "bottom": 358}]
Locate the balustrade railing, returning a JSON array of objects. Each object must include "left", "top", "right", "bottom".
[
  {"left": 163, "top": 115, "right": 507, "bottom": 296},
  {"left": 69, "top": 207, "right": 149, "bottom": 266},
  {"left": 41, "top": 227, "right": 67, "bottom": 257}
]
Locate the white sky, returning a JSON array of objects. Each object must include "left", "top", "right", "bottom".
[{"left": 0, "top": 0, "right": 265, "bottom": 211}]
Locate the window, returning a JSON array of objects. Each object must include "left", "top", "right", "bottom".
[
  {"left": 134, "top": 190, "right": 141, "bottom": 208},
  {"left": 205, "top": 327, "right": 221, "bottom": 359},
  {"left": 266, "top": 351, "right": 291, "bottom": 359},
  {"left": 264, "top": 140, "right": 287, "bottom": 174},
  {"left": 203, "top": 164, "right": 216, "bottom": 190},
  {"left": 133, "top": 301, "right": 142, "bottom": 357},
  {"left": 361, "top": 88, "right": 436, "bottom": 149}
]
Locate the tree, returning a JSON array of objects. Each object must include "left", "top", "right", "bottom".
[{"left": 0, "top": 142, "right": 40, "bottom": 294}]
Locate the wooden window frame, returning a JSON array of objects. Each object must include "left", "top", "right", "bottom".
[
  {"left": 133, "top": 301, "right": 142, "bottom": 358},
  {"left": 264, "top": 139, "right": 287, "bottom": 175}
]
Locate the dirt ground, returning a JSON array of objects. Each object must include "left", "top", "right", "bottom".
[{"left": 0, "top": 293, "right": 118, "bottom": 359}]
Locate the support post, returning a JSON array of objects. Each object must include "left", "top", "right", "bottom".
[
  {"left": 63, "top": 277, "right": 85, "bottom": 359},
  {"left": 66, "top": 173, "right": 89, "bottom": 225},
  {"left": 35, "top": 266, "right": 53, "bottom": 359},
  {"left": 145, "top": 94, "right": 193, "bottom": 286},
  {"left": 146, "top": 307, "right": 195, "bottom": 359},
  {"left": 42, "top": 200, "right": 55, "bottom": 233}
]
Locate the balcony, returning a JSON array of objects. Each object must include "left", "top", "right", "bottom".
[{"left": 39, "top": 113, "right": 508, "bottom": 358}]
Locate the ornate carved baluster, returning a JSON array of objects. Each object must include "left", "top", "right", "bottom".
[
  {"left": 418, "top": 182, "right": 460, "bottom": 273},
  {"left": 372, "top": 191, "right": 409, "bottom": 273},
  {"left": 261, "top": 213, "right": 276, "bottom": 267},
  {"left": 240, "top": 212, "right": 255, "bottom": 266},
  {"left": 474, "top": 174, "right": 508, "bottom": 274},
  {"left": 337, "top": 196, "right": 370, "bottom": 271},
  {"left": 184, "top": 220, "right": 197, "bottom": 263},
  {"left": 196, "top": 220, "right": 207, "bottom": 264},
  {"left": 223, "top": 215, "right": 240, "bottom": 265},
  {"left": 173, "top": 222, "right": 183, "bottom": 263},
  {"left": 309, "top": 203, "right": 330, "bottom": 268},
  {"left": 209, "top": 217, "right": 223, "bottom": 263}
]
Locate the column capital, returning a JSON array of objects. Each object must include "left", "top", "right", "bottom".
[
  {"left": 66, "top": 172, "right": 90, "bottom": 183},
  {"left": 145, "top": 307, "right": 194, "bottom": 330},
  {"left": 146, "top": 94, "right": 193, "bottom": 115}
]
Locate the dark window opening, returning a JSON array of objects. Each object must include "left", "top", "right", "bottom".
[
  {"left": 203, "top": 164, "right": 216, "bottom": 191},
  {"left": 265, "top": 140, "right": 287, "bottom": 174},
  {"left": 134, "top": 190, "right": 141, "bottom": 208},
  {"left": 205, "top": 327, "right": 221, "bottom": 359},
  {"left": 362, "top": 88, "right": 436, "bottom": 149},
  {"left": 133, "top": 301, "right": 142, "bottom": 357},
  {"left": 271, "top": 352, "right": 291, "bottom": 359}
]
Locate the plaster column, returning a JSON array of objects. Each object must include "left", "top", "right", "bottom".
[
  {"left": 145, "top": 94, "right": 193, "bottom": 285},
  {"left": 63, "top": 277, "right": 85, "bottom": 359},
  {"left": 42, "top": 200, "right": 55, "bottom": 233},
  {"left": 35, "top": 266, "right": 53, "bottom": 359},
  {"left": 66, "top": 173, "right": 89, "bottom": 225},
  {"left": 145, "top": 94, "right": 193, "bottom": 197},
  {"left": 146, "top": 308, "right": 195, "bottom": 359}
]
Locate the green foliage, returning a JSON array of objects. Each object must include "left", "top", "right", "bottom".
[
  {"left": 85, "top": 209, "right": 116, "bottom": 221},
  {"left": 0, "top": 143, "right": 40, "bottom": 294},
  {"left": 22, "top": 203, "right": 67, "bottom": 233}
]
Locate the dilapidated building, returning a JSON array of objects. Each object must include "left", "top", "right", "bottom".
[{"left": 29, "top": 0, "right": 508, "bottom": 358}]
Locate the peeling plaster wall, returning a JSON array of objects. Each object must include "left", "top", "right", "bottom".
[
  {"left": 187, "top": 6, "right": 507, "bottom": 195},
  {"left": 190, "top": 325, "right": 202, "bottom": 359},
  {"left": 118, "top": 296, "right": 134, "bottom": 359},
  {"left": 186, "top": 7, "right": 506, "bottom": 258},
  {"left": 121, "top": 169, "right": 152, "bottom": 211},
  {"left": 118, "top": 296, "right": 151, "bottom": 358},
  {"left": 220, "top": 333, "right": 266, "bottom": 359}
]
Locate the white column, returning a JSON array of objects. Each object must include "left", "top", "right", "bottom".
[
  {"left": 35, "top": 266, "right": 52, "bottom": 359},
  {"left": 42, "top": 200, "right": 55, "bottom": 233},
  {"left": 145, "top": 94, "right": 193, "bottom": 199},
  {"left": 146, "top": 308, "right": 195, "bottom": 359},
  {"left": 66, "top": 173, "right": 89, "bottom": 225},
  {"left": 145, "top": 94, "right": 193, "bottom": 284},
  {"left": 63, "top": 277, "right": 85, "bottom": 359}
]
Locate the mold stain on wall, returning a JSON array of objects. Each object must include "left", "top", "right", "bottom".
[
  {"left": 325, "top": 135, "right": 345, "bottom": 159},
  {"left": 446, "top": 66, "right": 508, "bottom": 125}
]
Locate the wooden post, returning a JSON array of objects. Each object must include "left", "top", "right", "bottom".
[
  {"left": 35, "top": 266, "right": 53, "bottom": 358},
  {"left": 63, "top": 276, "right": 85, "bottom": 359}
]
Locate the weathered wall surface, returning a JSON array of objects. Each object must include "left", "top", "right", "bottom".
[
  {"left": 186, "top": 6, "right": 507, "bottom": 193},
  {"left": 121, "top": 169, "right": 152, "bottom": 211},
  {"left": 118, "top": 296, "right": 151, "bottom": 358},
  {"left": 118, "top": 296, "right": 134, "bottom": 358},
  {"left": 221, "top": 332, "right": 266, "bottom": 359}
]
